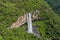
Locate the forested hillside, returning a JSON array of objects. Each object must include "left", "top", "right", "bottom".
[
  {"left": 0, "top": 0, "right": 60, "bottom": 40},
  {"left": 45, "top": 0, "right": 60, "bottom": 17}
]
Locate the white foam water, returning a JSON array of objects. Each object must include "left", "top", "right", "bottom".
[
  {"left": 26, "top": 13, "right": 41, "bottom": 38},
  {"left": 26, "top": 13, "right": 33, "bottom": 33}
]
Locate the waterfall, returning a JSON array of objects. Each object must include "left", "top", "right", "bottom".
[{"left": 26, "top": 13, "right": 33, "bottom": 33}]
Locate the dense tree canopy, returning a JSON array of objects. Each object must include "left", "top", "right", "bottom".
[
  {"left": 0, "top": 0, "right": 60, "bottom": 40},
  {"left": 45, "top": 0, "right": 60, "bottom": 17}
]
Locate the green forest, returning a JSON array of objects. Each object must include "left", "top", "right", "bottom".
[
  {"left": 46, "top": 0, "right": 60, "bottom": 17},
  {"left": 0, "top": 0, "right": 60, "bottom": 40}
]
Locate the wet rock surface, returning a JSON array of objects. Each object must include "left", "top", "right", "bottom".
[
  {"left": 26, "top": 26, "right": 41, "bottom": 38},
  {"left": 33, "top": 26, "right": 41, "bottom": 38}
]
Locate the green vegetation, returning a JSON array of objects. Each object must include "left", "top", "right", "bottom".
[
  {"left": 45, "top": 0, "right": 60, "bottom": 17},
  {"left": 0, "top": 0, "right": 60, "bottom": 40}
]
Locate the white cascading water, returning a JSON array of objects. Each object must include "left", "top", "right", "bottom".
[{"left": 26, "top": 13, "right": 33, "bottom": 33}]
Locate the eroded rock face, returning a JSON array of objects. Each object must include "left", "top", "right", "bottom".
[
  {"left": 7, "top": 10, "right": 40, "bottom": 29},
  {"left": 7, "top": 14, "right": 27, "bottom": 29}
]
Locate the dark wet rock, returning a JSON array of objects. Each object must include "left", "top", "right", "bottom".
[
  {"left": 33, "top": 26, "right": 41, "bottom": 38},
  {"left": 26, "top": 26, "right": 41, "bottom": 38}
]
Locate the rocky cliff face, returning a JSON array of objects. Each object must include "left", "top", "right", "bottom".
[{"left": 8, "top": 10, "right": 40, "bottom": 29}]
